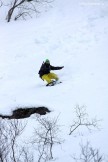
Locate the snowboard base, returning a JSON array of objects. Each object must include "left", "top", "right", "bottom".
[{"left": 46, "top": 81, "right": 62, "bottom": 86}]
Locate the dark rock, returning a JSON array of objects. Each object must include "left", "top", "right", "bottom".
[{"left": 0, "top": 106, "right": 50, "bottom": 119}]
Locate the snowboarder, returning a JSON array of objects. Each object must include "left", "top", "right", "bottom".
[{"left": 38, "top": 59, "right": 64, "bottom": 86}]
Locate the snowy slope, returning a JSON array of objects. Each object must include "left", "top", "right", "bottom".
[{"left": 0, "top": 0, "right": 108, "bottom": 161}]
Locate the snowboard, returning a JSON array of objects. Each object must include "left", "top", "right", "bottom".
[{"left": 46, "top": 81, "right": 62, "bottom": 86}]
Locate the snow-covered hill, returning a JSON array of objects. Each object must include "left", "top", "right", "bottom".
[{"left": 0, "top": 0, "right": 108, "bottom": 161}]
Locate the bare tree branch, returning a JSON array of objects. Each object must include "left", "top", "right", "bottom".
[
  {"left": 71, "top": 142, "right": 104, "bottom": 162},
  {"left": 0, "top": 119, "right": 33, "bottom": 162},
  {"left": 5, "top": 0, "right": 53, "bottom": 22},
  {"left": 31, "top": 116, "right": 63, "bottom": 162},
  {"left": 69, "top": 105, "right": 101, "bottom": 135}
]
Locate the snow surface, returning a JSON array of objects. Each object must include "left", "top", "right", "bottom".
[{"left": 0, "top": 0, "right": 108, "bottom": 161}]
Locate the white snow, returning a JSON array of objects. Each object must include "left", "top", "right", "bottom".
[{"left": 0, "top": 0, "right": 108, "bottom": 161}]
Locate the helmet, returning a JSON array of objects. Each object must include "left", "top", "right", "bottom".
[{"left": 45, "top": 59, "right": 50, "bottom": 64}]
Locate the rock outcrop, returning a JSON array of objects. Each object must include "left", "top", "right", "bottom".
[{"left": 0, "top": 106, "right": 50, "bottom": 119}]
